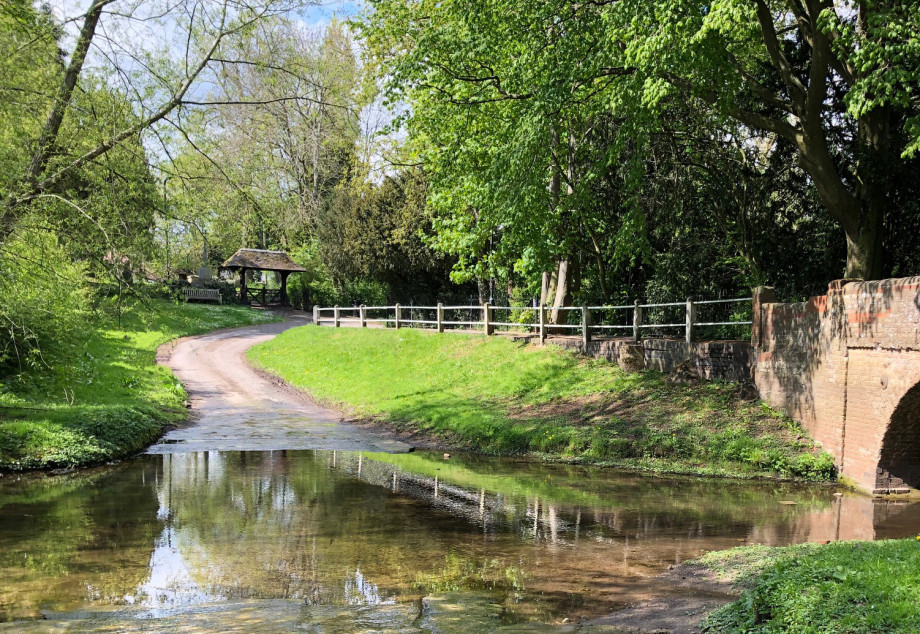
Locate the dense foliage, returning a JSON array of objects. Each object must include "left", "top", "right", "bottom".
[{"left": 358, "top": 0, "right": 920, "bottom": 314}]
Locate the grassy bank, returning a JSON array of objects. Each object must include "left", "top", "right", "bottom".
[
  {"left": 697, "top": 540, "right": 920, "bottom": 631},
  {"left": 0, "top": 300, "right": 278, "bottom": 470},
  {"left": 248, "top": 327, "right": 835, "bottom": 480}
]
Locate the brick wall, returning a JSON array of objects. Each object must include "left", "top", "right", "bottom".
[
  {"left": 753, "top": 277, "right": 920, "bottom": 493},
  {"left": 548, "top": 337, "right": 753, "bottom": 382}
]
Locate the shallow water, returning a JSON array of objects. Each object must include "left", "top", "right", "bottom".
[{"left": 1, "top": 450, "right": 916, "bottom": 631}]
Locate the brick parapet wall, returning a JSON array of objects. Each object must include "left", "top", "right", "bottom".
[
  {"left": 548, "top": 337, "right": 753, "bottom": 382},
  {"left": 754, "top": 276, "right": 920, "bottom": 494}
]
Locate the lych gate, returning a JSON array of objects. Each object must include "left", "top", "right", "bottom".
[
  {"left": 220, "top": 248, "right": 307, "bottom": 308},
  {"left": 753, "top": 277, "right": 920, "bottom": 494}
]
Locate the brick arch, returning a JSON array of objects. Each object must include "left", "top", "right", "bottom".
[
  {"left": 753, "top": 276, "right": 920, "bottom": 493},
  {"left": 876, "top": 382, "right": 920, "bottom": 493}
]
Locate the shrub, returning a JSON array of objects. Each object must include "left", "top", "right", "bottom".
[{"left": 0, "top": 230, "right": 90, "bottom": 372}]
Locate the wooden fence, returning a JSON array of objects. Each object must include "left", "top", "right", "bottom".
[{"left": 313, "top": 297, "right": 752, "bottom": 344}]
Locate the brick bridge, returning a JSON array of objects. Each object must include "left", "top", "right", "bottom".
[{"left": 754, "top": 277, "right": 920, "bottom": 494}]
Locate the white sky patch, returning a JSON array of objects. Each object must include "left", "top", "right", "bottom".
[{"left": 38, "top": 0, "right": 406, "bottom": 186}]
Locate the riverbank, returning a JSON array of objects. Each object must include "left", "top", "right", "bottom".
[
  {"left": 0, "top": 300, "right": 279, "bottom": 471},
  {"left": 248, "top": 326, "right": 836, "bottom": 481},
  {"left": 695, "top": 539, "right": 920, "bottom": 631}
]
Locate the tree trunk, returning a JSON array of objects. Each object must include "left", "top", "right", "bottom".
[
  {"left": 26, "top": 0, "right": 110, "bottom": 186},
  {"left": 546, "top": 131, "right": 568, "bottom": 324},
  {"left": 550, "top": 259, "right": 573, "bottom": 325},
  {"left": 845, "top": 106, "right": 889, "bottom": 280},
  {"left": 540, "top": 270, "right": 557, "bottom": 306},
  {"left": 795, "top": 105, "right": 889, "bottom": 281},
  {"left": 843, "top": 204, "right": 883, "bottom": 281},
  {"left": 477, "top": 278, "right": 488, "bottom": 304}
]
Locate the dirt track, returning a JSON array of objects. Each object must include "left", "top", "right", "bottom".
[{"left": 149, "top": 319, "right": 411, "bottom": 454}]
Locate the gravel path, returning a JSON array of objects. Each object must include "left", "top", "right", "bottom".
[{"left": 149, "top": 319, "right": 411, "bottom": 454}]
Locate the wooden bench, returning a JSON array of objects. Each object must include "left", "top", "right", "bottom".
[{"left": 182, "top": 288, "right": 222, "bottom": 304}]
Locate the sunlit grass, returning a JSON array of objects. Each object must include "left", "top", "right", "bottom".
[
  {"left": 249, "top": 327, "right": 835, "bottom": 480},
  {"left": 699, "top": 540, "right": 920, "bottom": 632},
  {"left": 0, "top": 300, "right": 279, "bottom": 470}
]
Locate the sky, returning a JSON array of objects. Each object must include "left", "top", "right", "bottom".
[{"left": 40, "top": 0, "right": 385, "bottom": 173}]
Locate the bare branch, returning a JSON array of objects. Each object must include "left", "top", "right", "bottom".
[
  {"left": 25, "top": 0, "right": 119, "bottom": 185},
  {"left": 663, "top": 73, "right": 800, "bottom": 143},
  {"left": 754, "top": 0, "right": 807, "bottom": 112}
]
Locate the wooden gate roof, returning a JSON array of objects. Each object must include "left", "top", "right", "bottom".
[{"left": 220, "top": 248, "right": 307, "bottom": 272}]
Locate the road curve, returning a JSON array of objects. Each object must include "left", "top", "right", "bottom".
[{"left": 149, "top": 319, "right": 410, "bottom": 454}]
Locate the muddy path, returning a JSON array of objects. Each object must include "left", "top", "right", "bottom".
[{"left": 151, "top": 319, "right": 411, "bottom": 455}]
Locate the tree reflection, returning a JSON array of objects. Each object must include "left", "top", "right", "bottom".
[{"left": 0, "top": 449, "right": 915, "bottom": 626}]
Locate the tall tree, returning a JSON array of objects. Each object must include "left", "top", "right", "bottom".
[
  {"left": 159, "top": 17, "right": 368, "bottom": 267},
  {"left": 604, "top": 0, "right": 920, "bottom": 279},
  {"left": 1, "top": 0, "right": 312, "bottom": 238},
  {"left": 360, "top": 0, "right": 920, "bottom": 282}
]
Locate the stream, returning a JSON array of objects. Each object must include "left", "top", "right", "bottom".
[{"left": 2, "top": 449, "right": 916, "bottom": 632}]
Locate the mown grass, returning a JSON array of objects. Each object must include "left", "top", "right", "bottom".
[
  {"left": 698, "top": 540, "right": 920, "bottom": 632},
  {"left": 0, "top": 300, "right": 279, "bottom": 470},
  {"left": 248, "top": 327, "right": 836, "bottom": 480}
]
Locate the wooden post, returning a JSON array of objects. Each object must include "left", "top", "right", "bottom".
[
  {"left": 360, "top": 304, "right": 367, "bottom": 328},
  {"left": 280, "top": 271, "right": 290, "bottom": 307},
  {"left": 437, "top": 303, "right": 444, "bottom": 333},
  {"left": 685, "top": 297, "right": 696, "bottom": 343},
  {"left": 394, "top": 303, "right": 401, "bottom": 329},
  {"left": 313, "top": 305, "right": 320, "bottom": 325},
  {"left": 581, "top": 305, "right": 591, "bottom": 347},
  {"left": 239, "top": 267, "right": 248, "bottom": 304},
  {"left": 483, "top": 302, "right": 493, "bottom": 335},
  {"left": 539, "top": 304, "right": 546, "bottom": 343},
  {"left": 334, "top": 305, "right": 340, "bottom": 328},
  {"left": 633, "top": 299, "right": 642, "bottom": 342}
]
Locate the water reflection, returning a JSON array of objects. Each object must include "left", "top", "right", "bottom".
[{"left": 0, "top": 450, "right": 916, "bottom": 627}]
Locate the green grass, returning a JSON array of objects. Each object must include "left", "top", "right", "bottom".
[
  {"left": 698, "top": 540, "right": 920, "bottom": 632},
  {"left": 248, "top": 327, "right": 836, "bottom": 480},
  {"left": 0, "top": 300, "right": 279, "bottom": 470}
]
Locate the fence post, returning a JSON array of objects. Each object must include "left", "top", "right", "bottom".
[
  {"left": 685, "top": 297, "right": 696, "bottom": 343},
  {"left": 539, "top": 304, "right": 546, "bottom": 343},
  {"left": 334, "top": 305, "right": 340, "bottom": 328},
  {"left": 360, "top": 304, "right": 367, "bottom": 328},
  {"left": 437, "top": 303, "right": 444, "bottom": 333},
  {"left": 313, "top": 305, "right": 320, "bottom": 326},
  {"left": 581, "top": 305, "right": 592, "bottom": 347},
  {"left": 633, "top": 299, "right": 642, "bottom": 342},
  {"left": 483, "top": 302, "right": 493, "bottom": 335},
  {"left": 394, "top": 303, "right": 401, "bottom": 329}
]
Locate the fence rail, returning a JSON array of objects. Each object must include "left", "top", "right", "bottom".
[{"left": 313, "top": 297, "right": 752, "bottom": 344}]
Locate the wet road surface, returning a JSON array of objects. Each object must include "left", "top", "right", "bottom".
[{"left": 150, "top": 320, "right": 410, "bottom": 455}]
